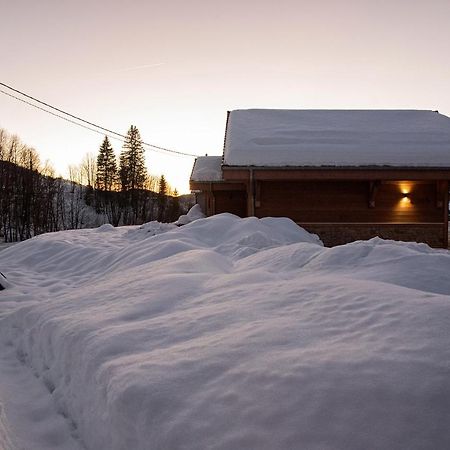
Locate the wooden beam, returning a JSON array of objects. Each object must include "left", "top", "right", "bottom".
[
  {"left": 190, "top": 181, "right": 246, "bottom": 191},
  {"left": 247, "top": 170, "right": 255, "bottom": 216},
  {"left": 443, "top": 181, "right": 449, "bottom": 248},
  {"left": 222, "top": 168, "right": 250, "bottom": 181},
  {"left": 222, "top": 167, "right": 450, "bottom": 182},
  {"left": 211, "top": 190, "right": 216, "bottom": 215}
]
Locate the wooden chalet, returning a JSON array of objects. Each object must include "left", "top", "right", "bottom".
[{"left": 190, "top": 109, "right": 450, "bottom": 248}]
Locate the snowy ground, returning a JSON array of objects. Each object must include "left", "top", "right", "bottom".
[
  {"left": 0, "top": 242, "right": 17, "bottom": 253},
  {"left": 0, "top": 214, "right": 450, "bottom": 450}
]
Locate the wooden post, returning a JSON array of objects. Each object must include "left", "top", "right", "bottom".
[
  {"left": 247, "top": 169, "right": 255, "bottom": 217},
  {"left": 210, "top": 185, "right": 216, "bottom": 216},
  {"left": 443, "top": 181, "right": 449, "bottom": 248},
  {"left": 207, "top": 188, "right": 216, "bottom": 216}
]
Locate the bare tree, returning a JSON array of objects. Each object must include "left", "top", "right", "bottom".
[
  {"left": 79, "top": 153, "right": 96, "bottom": 206},
  {"left": 80, "top": 152, "right": 97, "bottom": 187},
  {"left": 66, "top": 164, "right": 85, "bottom": 229}
]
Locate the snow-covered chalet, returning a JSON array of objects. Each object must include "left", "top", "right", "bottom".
[{"left": 190, "top": 109, "right": 450, "bottom": 247}]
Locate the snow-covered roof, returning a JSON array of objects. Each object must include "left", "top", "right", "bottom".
[
  {"left": 223, "top": 109, "right": 450, "bottom": 167},
  {"left": 190, "top": 156, "right": 223, "bottom": 181}
]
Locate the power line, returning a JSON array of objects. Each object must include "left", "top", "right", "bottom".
[
  {"left": 0, "top": 88, "right": 123, "bottom": 143},
  {"left": 0, "top": 81, "right": 201, "bottom": 157},
  {"left": 0, "top": 82, "right": 126, "bottom": 139},
  {"left": 0, "top": 88, "right": 172, "bottom": 156}
]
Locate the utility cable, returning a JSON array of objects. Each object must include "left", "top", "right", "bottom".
[
  {"left": 0, "top": 81, "right": 201, "bottom": 157},
  {"left": 0, "top": 89, "right": 172, "bottom": 156},
  {"left": 0, "top": 88, "right": 125, "bottom": 144}
]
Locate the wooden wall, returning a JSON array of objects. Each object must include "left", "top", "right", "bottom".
[
  {"left": 205, "top": 179, "right": 448, "bottom": 247},
  {"left": 213, "top": 190, "right": 247, "bottom": 217},
  {"left": 255, "top": 180, "right": 444, "bottom": 224}
]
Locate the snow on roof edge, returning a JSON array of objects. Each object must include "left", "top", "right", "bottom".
[
  {"left": 223, "top": 109, "right": 450, "bottom": 168},
  {"left": 190, "top": 156, "right": 223, "bottom": 182}
]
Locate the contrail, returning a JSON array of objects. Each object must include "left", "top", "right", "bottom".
[{"left": 109, "top": 63, "right": 165, "bottom": 73}]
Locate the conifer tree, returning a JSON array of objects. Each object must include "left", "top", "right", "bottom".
[
  {"left": 168, "top": 188, "right": 181, "bottom": 222},
  {"left": 96, "top": 136, "right": 117, "bottom": 192},
  {"left": 119, "top": 126, "right": 147, "bottom": 192},
  {"left": 158, "top": 174, "right": 167, "bottom": 197},
  {"left": 157, "top": 174, "right": 168, "bottom": 222}
]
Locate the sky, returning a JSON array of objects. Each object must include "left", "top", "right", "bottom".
[{"left": 1, "top": 0, "right": 450, "bottom": 193}]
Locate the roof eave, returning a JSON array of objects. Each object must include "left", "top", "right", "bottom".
[{"left": 221, "top": 165, "right": 450, "bottom": 181}]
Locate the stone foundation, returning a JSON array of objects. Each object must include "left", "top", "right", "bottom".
[{"left": 300, "top": 223, "right": 446, "bottom": 248}]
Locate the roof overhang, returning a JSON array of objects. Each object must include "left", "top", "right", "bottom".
[
  {"left": 189, "top": 180, "right": 246, "bottom": 191},
  {"left": 222, "top": 166, "right": 450, "bottom": 181}
]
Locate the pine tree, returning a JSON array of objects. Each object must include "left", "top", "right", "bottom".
[
  {"left": 168, "top": 188, "right": 181, "bottom": 222},
  {"left": 158, "top": 174, "right": 167, "bottom": 197},
  {"left": 119, "top": 126, "right": 147, "bottom": 192},
  {"left": 157, "top": 175, "right": 168, "bottom": 222},
  {"left": 96, "top": 136, "right": 117, "bottom": 192}
]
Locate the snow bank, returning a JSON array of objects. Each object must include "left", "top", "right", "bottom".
[
  {"left": 135, "top": 221, "right": 177, "bottom": 236},
  {"left": 1, "top": 214, "right": 450, "bottom": 450},
  {"left": 0, "top": 403, "right": 18, "bottom": 450},
  {"left": 95, "top": 223, "right": 116, "bottom": 233},
  {"left": 174, "top": 203, "right": 205, "bottom": 226}
]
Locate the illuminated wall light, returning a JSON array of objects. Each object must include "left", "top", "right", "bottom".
[
  {"left": 399, "top": 192, "right": 411, "bottom": 207},
  {"left": 399, "top": 183, "right": 412, "bottom": 195},
  {"left": 397, "top": 182, "right": 413, "bottom": 208}
]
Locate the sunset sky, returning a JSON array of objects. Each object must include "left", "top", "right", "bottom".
[{"left": 1, "top": 0, "right": 450, "bottom": 193}]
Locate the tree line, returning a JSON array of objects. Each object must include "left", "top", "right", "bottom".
[
  {"left": 94, "top": 126, "right": 180, "bottom": 226},
  {"left": 0, "top": 126, "right": 190, "bottom": 242}
]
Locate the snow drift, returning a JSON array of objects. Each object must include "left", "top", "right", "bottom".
[{"left": 0, "top": 214, "right": 450, "bottom": 450}]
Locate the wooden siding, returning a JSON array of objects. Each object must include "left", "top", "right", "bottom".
[
  {"left": 213, "top": 190, "right": 247, "bottom": 217},
  {"left": 192, "top": 174, "right": 448, "bottom": 248},
  {"left": 255, "top": 181, "right": 444, "bottom": 224}
]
